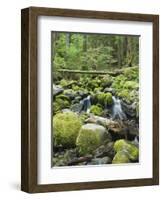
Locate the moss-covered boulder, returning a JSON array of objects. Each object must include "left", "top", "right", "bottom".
[
  {"left": 96, "top": 92, "right": 105, "bottom": 104},
  {"left": 60, "top": 79, "right": 77, "bottom": 88},
  {"left": 94, "top": 87, "right": 102, "bottom": 93},
  {"left": 104, "top": 93, "right": 113, "bottom": 105},
  {"left": 96, "top": 92, "right": 113, "bottom": 106},
  {"left": 76, "top": 123, "right": 109, "bottom": 155},
  {"left": 113, "top": 139, "right": 139, "bottom": 161},
  {"left": 90, "top": 105, "right": 103, "bottom": 116},
  {"left": 60, "top": 79, "right": 69, "bottom": 87},
  {"left": 53, "top": 112, "right": 82, "bottom": 148},
  {"left": 101, "top": 75, "right": 113, "bottom": 88},
  {"left": 53, "top": 95, "right": 70, "bottom": 114},
  {"left": 72, "top": 85, "right": 80, "bottom": 91},
  {"left": 63, "top": 89, "right": 76, "bottom": 100},
  {"left": 79, "top": 113, "right": 90, "bottom": 123},
  {"left": 112, "top": 150, "right": 130, "bottom": 164},
  {"left": 87, "top": 78, "right": 100, "bottom": 90}
]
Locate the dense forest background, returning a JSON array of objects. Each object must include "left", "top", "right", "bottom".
[{"left": 52, "top": 32, "right": 139, "bottom": 72}]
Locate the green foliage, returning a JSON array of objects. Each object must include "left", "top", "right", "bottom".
[
  {"left": 111, "top": 74, "right": 127, "bottom": 90},
  {"left": 65, "top": 36, "right": 84, "bottom": 70},
  {"left": 86, "top": 78, "right": 99, "bottom": 90},
  {"left": 83, "top": 46, "right": 114, "bottom": 70},
  {"left": 123, "top": 81, "right": 139, "bottom": 90},
  {"left": 113, "top": 139, "right": 139, "bottom": 161},
  {"left": 111, "top": 67, "right": 139, "bottom": 105},
  {"left": 90, "top": 105, "right": 103, "bottom": 116},
  {"left": 52, "top": 33, "right": 139, "bottom": 72},
  {"left": 123, "top": 67, "right": 139, "bottom": 81},
  {"left": 53, "top": 56, "right": 66, "bottom": 69},
  {"left": 53, "top": 112, "right": 82, "bottom": 148}
]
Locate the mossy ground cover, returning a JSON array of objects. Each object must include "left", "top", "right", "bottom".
[{"left": 52, "top": 67, "right": 139, "bottom": 166}]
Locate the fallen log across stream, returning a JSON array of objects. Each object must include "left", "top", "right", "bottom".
[{"left": 54, "top": 66, "right": 138, "bottom": 77}]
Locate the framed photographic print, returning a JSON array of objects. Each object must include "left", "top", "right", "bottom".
[{"left": 21, "top": 7, "right": 159, "bottom": 193}]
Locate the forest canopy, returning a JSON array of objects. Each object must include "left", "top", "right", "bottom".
[{"left": 52, "top": 32, "right": 139, "bottom": 72}]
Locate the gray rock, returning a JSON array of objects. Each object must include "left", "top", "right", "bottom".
[
  {"left": 93, "top": 142, "right": 115, "bottom": 159},
  {"left": 53, "top": 149, "right": 78, "bottom": 167},
  {"left": 90, "top": 157, "right": 111, "bottom": 165},
  {"left": 121, "top": 101, "right": 137, "bottom": 118},
  {"left": 61, "top": 109, "right": 72, "bottom": 113},
  {"left": 75, "top": 96, "right": 82, "bottom": 102},
  {"left": 70, "top": 103, "right": 83, "bottom": 113},
  {"left": 104, "top": 87, "right": 115, "bottom": 94},
  {"left": 64, "top": 92, "right": 76, "bottom": 100},
  {"left": 53, "top": 85, "right": 63, "bottom": 96},
  {"left": 77, "top": 90, "right": 88, "bottom": 98}
]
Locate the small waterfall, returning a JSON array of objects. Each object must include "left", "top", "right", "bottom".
[
  {"left": 81, "top": 95, "right": 91, "bottom": 113},
  {"left": 133, "top": 136, "right": 139, "bottom": 147},
  {"left": 112, "top": 96, "right": 126, "bottom": 120}
]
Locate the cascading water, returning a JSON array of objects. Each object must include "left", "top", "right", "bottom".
[
  {"left": 80, "top": 95, "right": 91, "bottom": 113},
  {"left": 112, "top": 96, "right": 127, "bottom": 120}
]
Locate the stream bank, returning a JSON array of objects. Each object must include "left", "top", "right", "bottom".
[{"left": 53, "top": 66, "right": 139, "bottom": 166}]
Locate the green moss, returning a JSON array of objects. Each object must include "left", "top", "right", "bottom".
[
  {"left": 72, "top": 85, "right": 80, "bottom": 91},
  {"left": 101, "top": 75, "right": 113, "bottom": 87},
  {"left": 114, "top": 139, "right": 139, "bottom": 161},
  {"left": 123, "top": 66, "right": 139, "bottom": 81},
  {"left": 63, "top": 89, "right": 75, "bottom": 95},
  {"left": 79, "top": 113, "right": 89, "bottom": 123},
  {"left": 96, "top": 92, "right": 105, "bottom": 104},
  {"left": 112, "top": 150, "right": 130, "bottom": 164},
  {"left": 124, "top": 81, "right": 139, "bottom": 90},
  {"left": 104, "top": 93, "right": 113, "bottom": 105},
  {"left": 76, "top": 124, "right": 107, "bottom": 155},
  {"left": 111, "top": 74, "right": 127, "bottom": 91},
  {"left": 60, "top": 79, "right": 76, "bottom": 88},
  {"left": 87, "top": 79, "right": 99, "bottom": 90},
  {"left": 60, "top": 79, "right": 68, "bottom": 87},
  {"left": 96, "top": 92, "right": 112, "bottom": 106},
  {"left": 111, "top": 68, "right": 139, "bottom": 105},
  {"left": 94, "top": 87, "right": 102, "bottom": 93},
  {"left": 117, "top": 89, "right": 130, "bottom": 103},
  {"left": 90, "top": 105, "right": 103, "bottom": 116},
  {"left": 56, "top": 94, "right": 70, "bottom": 101},
  {"left": 53, "top": 95, "right": 70, "bottom": 114},
  {"left": 53, "top": 112, "right": 82, "bottom": 148}
]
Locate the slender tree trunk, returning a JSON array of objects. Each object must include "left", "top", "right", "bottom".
[
  {"left": 66, "top": 33, "right": 70, "bottom": 48},
  {"left": 83, "top": 34, "right": 87, "bottom": 52}
]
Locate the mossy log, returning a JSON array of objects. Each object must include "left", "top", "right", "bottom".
[{"left": 54, "top": 66, "right": 138, "bottom": 77}]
